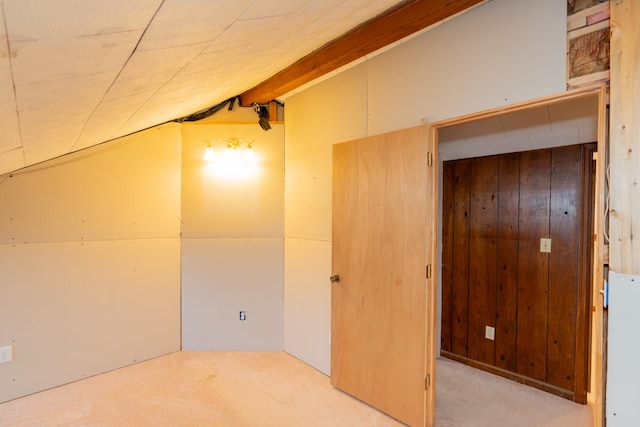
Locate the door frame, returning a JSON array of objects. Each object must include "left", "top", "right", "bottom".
[{"left": 429, "top": 84, "right": 607, "bottom": 425}]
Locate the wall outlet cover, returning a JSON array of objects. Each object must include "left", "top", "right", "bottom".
[
  {"left": 0, "top": 345, "right": 13, "bottom": 363},
  {"left": 485, "top": 326, "right": 495, "bottom": 341}
]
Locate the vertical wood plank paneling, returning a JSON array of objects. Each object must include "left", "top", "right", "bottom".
[
  {"left": 467, "top": 156, "right": 499, "bottom": 365},
  {"left": 610, "top": 0, "right": 640, "bottom": 276},
  {"left": 442, "top": 143, "right": 592, "bottom": 400},
  {"left": 451, "top": 159, "right": 471, "bottom": 356},
  {"left": 516, "top": 150, "right": 551, "bottom": 382},
  {"left": 441, "top": 162, "right": 455, "bottom": 353},
  {"left": 576, "top": 143, "right": 597, "bottom": 404},
  {"left": 547, "top": 146, "right": 581, "bottom": 391},
  {"left": 495, "top": 153, "right": 520, "bottom": 372}
]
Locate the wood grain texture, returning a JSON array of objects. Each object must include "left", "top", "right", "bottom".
[
  {"left": 495, "top": 153, "right": 520, "bottom": 372},
  {"left": 589, "top": 85, "right": 607, "bottom": 424},
  {"left": 331, "top": 125, "right": 430, "bottom": 427},
  {"left": 425, "top": 125, "right": 438, "bottom": 427},
  {"left": 442, "top": 146, "right": 593, "bottom": 401},
  {"left": 441, "top": 162, "right": 455, "bottom": 353},
  {"left": 609, "top": 0, "right": 640, "bottom": 275},
  {"left": 576, "top": 143, "right": 597, "bottom": 405},
  {"left": 467, "top": 156, "right": 499, "bottom": 365},
  {"left": 546, "top": 146, "right": 581, "bottom": 392},
  {"left": 515, "top": 149, "right": 551, "bottom": 383},
  {"left": 452, "top": 159, "right": 471, "bottom": 357},
  {"left": 239, "top": 0, "right": 486, "bottom": 105}
]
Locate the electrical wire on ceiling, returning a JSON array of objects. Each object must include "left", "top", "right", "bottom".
[
  {"left": 173, "top": 96, "right": 240, "bottom": 123},
  {"left": 1, "top": 96, "right": 282, "bottom": 179},
  {"left": 174, "top": 96, "right": 282, "bottom": 131}
]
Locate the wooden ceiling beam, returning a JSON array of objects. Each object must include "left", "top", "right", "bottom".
[{"left": 239, "top": 0, "right": 485, "bottom": 106}]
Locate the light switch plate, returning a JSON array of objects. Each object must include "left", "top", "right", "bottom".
[
  {"left": 485, "top": 326, "right": 495, "bottom": 341},
  {"left": 0, "top": 345, "right": 12, "bottom": 363},
  {"left": 540, "top": 238, "right": 552, "bottom": 253}
]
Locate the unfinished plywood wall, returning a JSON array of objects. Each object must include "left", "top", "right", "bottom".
[
  {"left": 567, "top": 1, "right": 610, "bottom": 88},
  {"left": 609, "top": 0, "right": 640, "bottom": 276}
]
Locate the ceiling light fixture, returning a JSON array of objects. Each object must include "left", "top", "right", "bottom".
[
  {"left": 203, "top": 138, "right": 256, "bottom": 162},
  {"left": 203, "top": 142, "right": 215, "bottom": 161},
  {"left": 203, "top": 138, "right": 260, "bottom": 179}
]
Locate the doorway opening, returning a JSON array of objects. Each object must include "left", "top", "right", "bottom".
[
  {"left": 431, "top": 85, "right": 606, "bottom": 419},
  {"left": 440, "top": 143, "right": 596, "bottom": 402}
]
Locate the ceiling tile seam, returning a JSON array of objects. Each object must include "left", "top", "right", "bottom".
[
  {"left": 200, "top": 0, "right": 259, "bottom": 53},
  {"left": 107, "top": 52, "right": 214, "bottom": 140},
  {"left": 74, "top": 29, "right": 148, "bottom": 40},
  {"left": 109, "top": 19, "right": 267, "bottom": 139},
  {"left": 0, "top": 146, "right": 21, "bottom": 157},
  {"left": 136, "top": 39, "right": 213, "bottom": 52},
  {"left": 2, "top": 0, "right": 25, "bottom": 165},
  {"left": 237, "top": 12, "right": 294, "bottom": 21},
  {"left": 70, "top": 0, "right": 167, "bottom": 152},
  {"left": 77, "top": 0, "right": 251, "bottom": 146}
]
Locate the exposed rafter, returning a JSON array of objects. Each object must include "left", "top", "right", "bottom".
[{"left": 240, "top": 0, "right": 486, "bottom": 106}]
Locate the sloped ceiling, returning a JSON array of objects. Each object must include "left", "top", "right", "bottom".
[{"left": 0, "top": 0, "right": 411, "bottom": 175}]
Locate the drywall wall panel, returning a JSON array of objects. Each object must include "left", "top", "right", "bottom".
[
  {"left": 283, "top": 64, "right": 367, "bottom": 372},
  {"left": 181, "top": 123, "right": 284, "bottom": 239},
  {"left": 283, "top": 237, "right": 331, "bottom": 375},
  {"left": 0, "top": 238, "right": 180, "bottom": 403},
  {"left": 284, "top": 0, "right": 568, "bottom": 374},
  {"left": 0, "top": 124, "right": 182, "bottom": 244},
  {"left": 181, "top": 121, "right": 284, "bottom": 351},
  {"left": 0, "top": 124, "right": 182, "bottom": 403},
  {"left": 181, "top": 238, "right": 283, "bottom": 350},
  {"left": 284, "top": 159, "right": 332, "bottom": 241},
  {"left": 366, "top": 0, "right": 567, "bottom": 135},
  {"left": 284, "top": 64, "right": 368, "bottom": 242}
]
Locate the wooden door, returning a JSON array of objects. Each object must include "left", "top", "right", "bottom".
[{"left": 331, "top": 125, "right": 436, "bottom": 427}]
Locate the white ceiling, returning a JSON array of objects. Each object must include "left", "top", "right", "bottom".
[
  {"left": 0, "top": 0, "right": 404, "bottom": 175},
  {"left": 438, "top": 95, "right": 599, "bottom": 161}
]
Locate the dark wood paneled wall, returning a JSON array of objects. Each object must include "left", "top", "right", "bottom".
[
  {"left": 495, "top": 153, "right": 520, "bottom": 372},
  {"left": 451, "top": 160, "right": 471, "bottom": 356},
  {"left": 441, "top": 144, "right": 595, "bottom": 402},
  {"left": 516, "top": 149, "right": 551, "bottom": 382},
  {"left": 468, "top": 156, "right": 499, "bottom": 365}
]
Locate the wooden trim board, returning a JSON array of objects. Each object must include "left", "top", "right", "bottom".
[{"left": 431, "top": 84, "right": 607, "bottom": 426}]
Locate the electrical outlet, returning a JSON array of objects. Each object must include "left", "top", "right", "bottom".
[
  {"left": 0, "top": 345, "right": 13, "bottom": 363},
  {"left": 485, "top": 326, "right": 495, "bottom": 341},
  {"left": 239, "top": 311, "right": 247, "bottom": 321}
]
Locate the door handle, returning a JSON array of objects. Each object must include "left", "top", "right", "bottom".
[{"left": 330, "top": 274, "right": 340, "bottom": 283}]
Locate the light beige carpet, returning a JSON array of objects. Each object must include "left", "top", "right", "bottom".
[
  {"left": 0, "top": 352, "right": 592, "bottom": 426},
  {"left": 0, "top": 351, "right": 402, "bottom": 427},
  {"left": 435, "top": 357, "right": 593, "bottom": 427}
]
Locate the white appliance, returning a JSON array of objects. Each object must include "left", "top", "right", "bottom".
[{"left": 606, "top": 271, "right": 640, "bottom": 426}]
